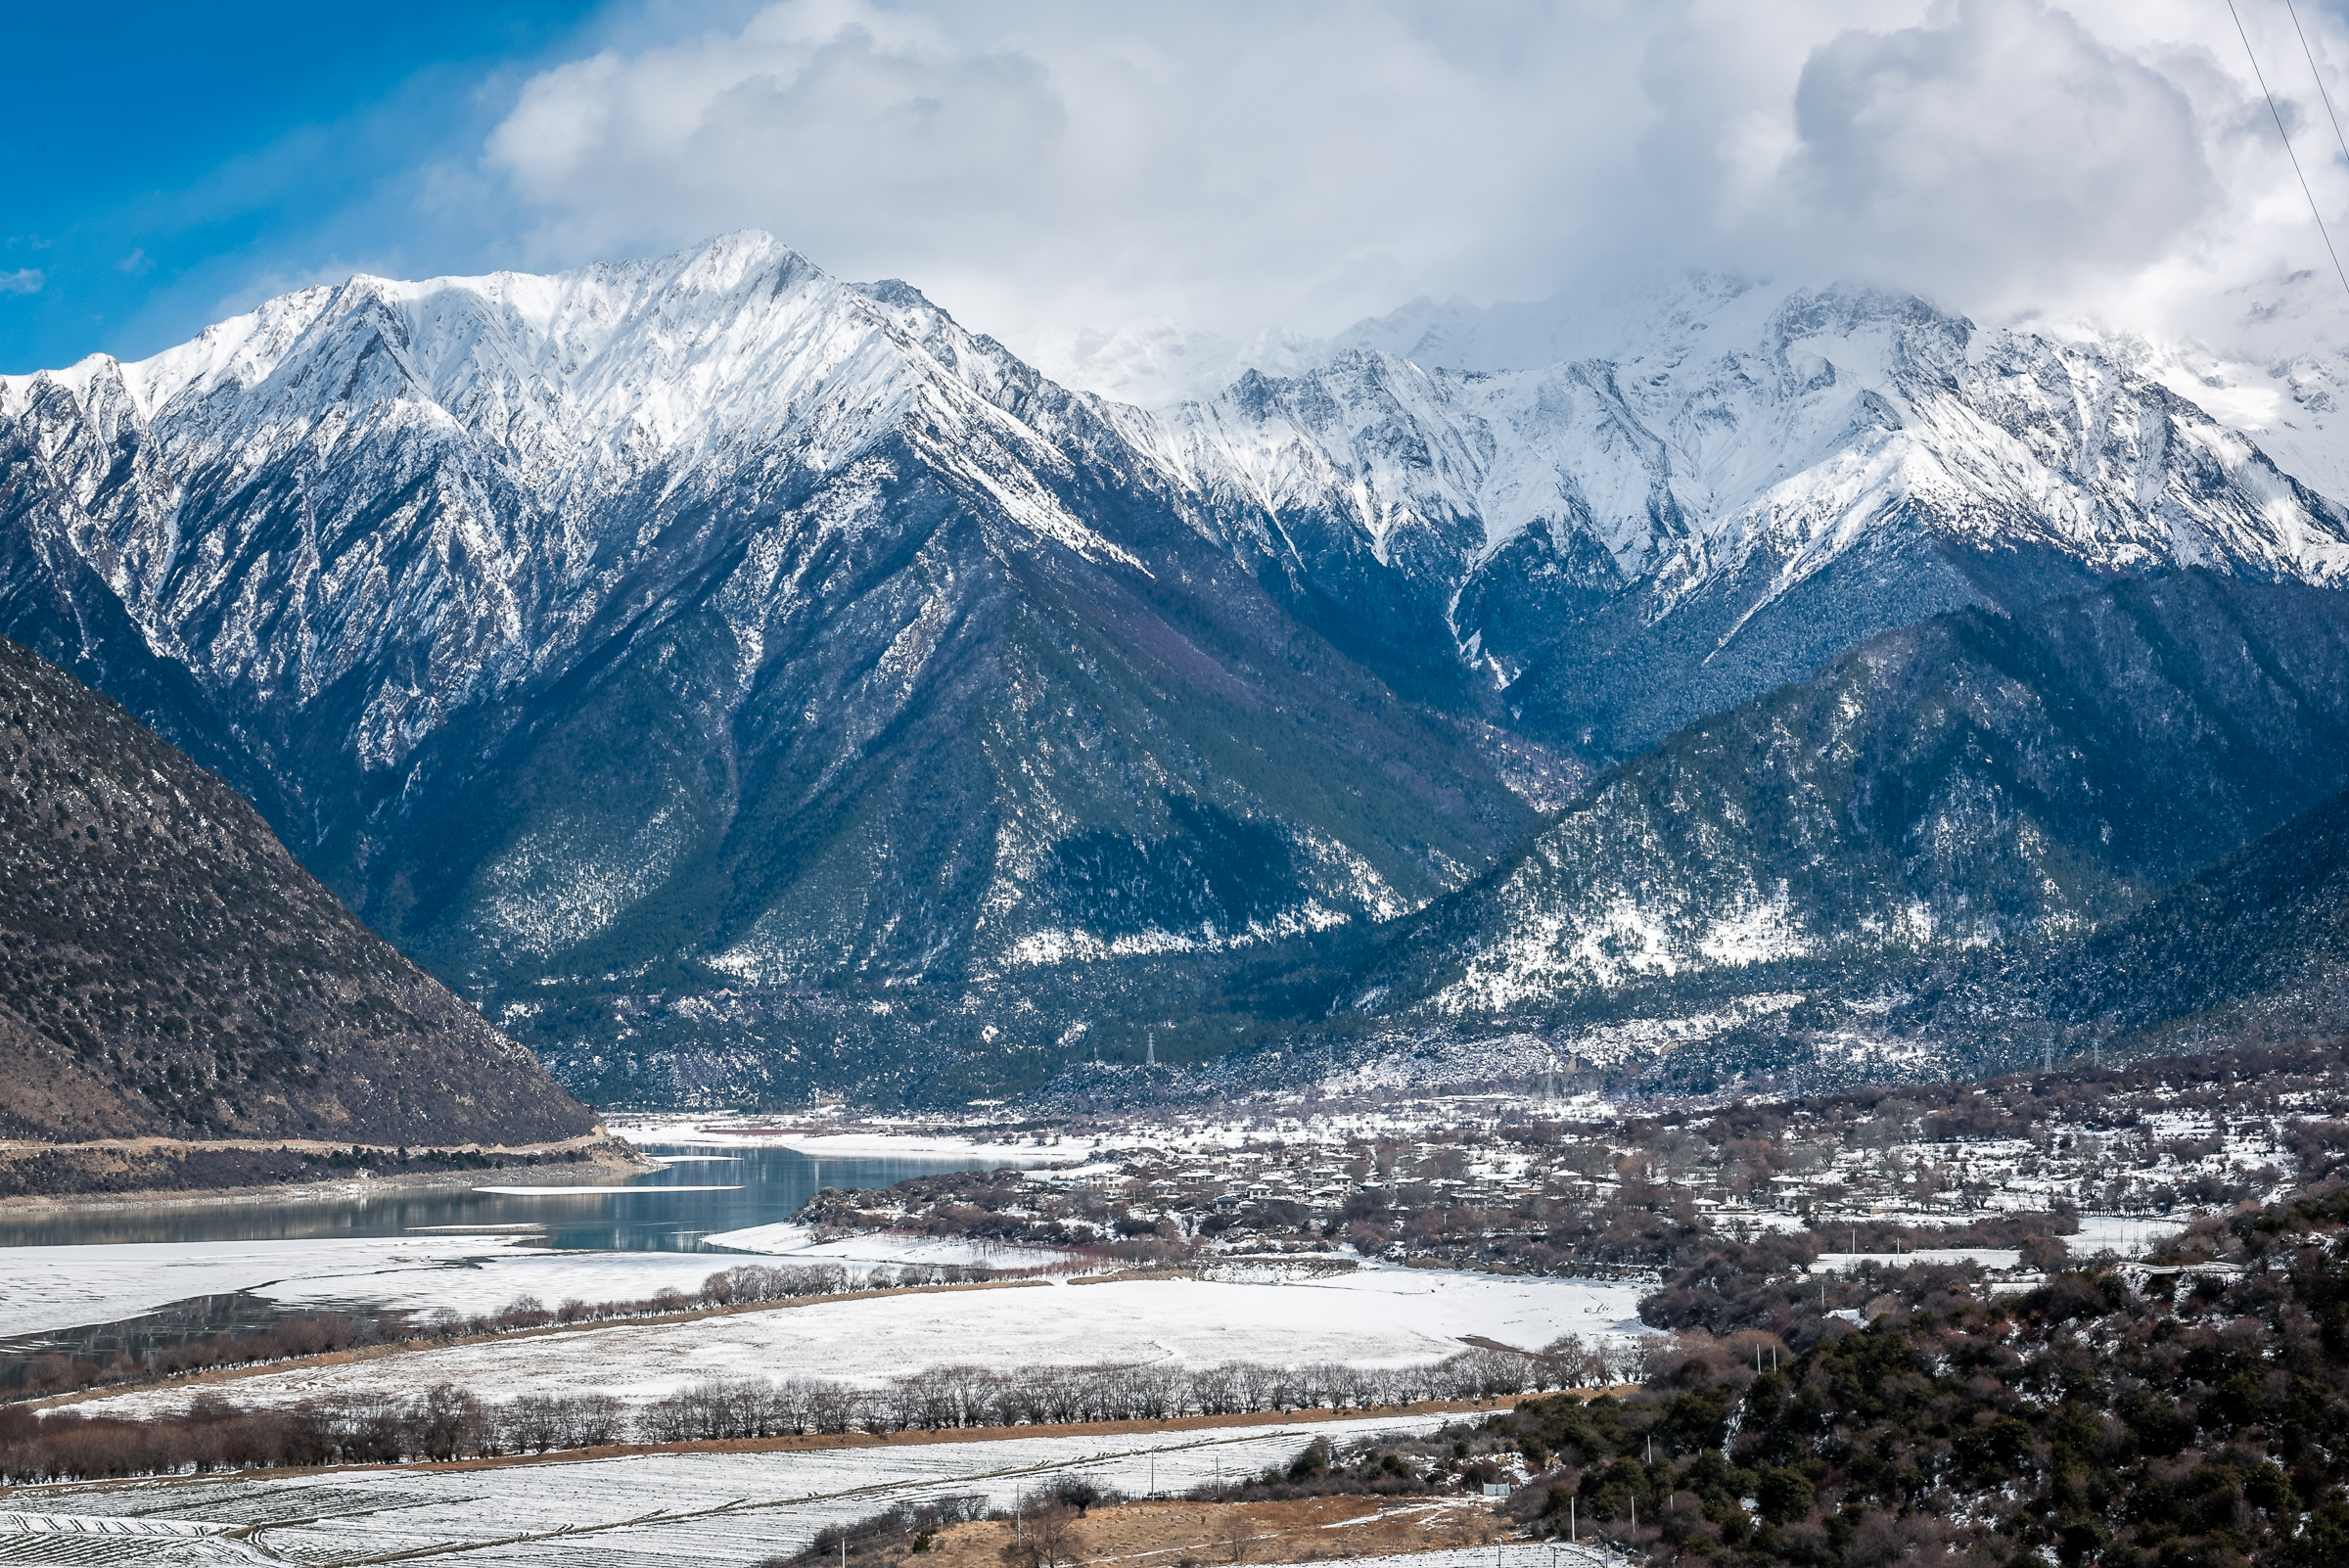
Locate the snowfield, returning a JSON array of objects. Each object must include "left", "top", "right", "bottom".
[
  {"left": 2066, "top": 1214, "right": 2191, "bottom": 1259},
  {"left": 0, "top": 1235, "right": 583, "bottom": 1339},
  {"left": 1809, "top": 1249, "right": 2022, "bottom": 1275},
  {"left": 0, "top": 1222, "right": 1071, "bottom": 1346},
  {"left": 70, "top": 1267, "right": 1651, "bottom": 1420},
  {"left": 5, "top": 1412, "right": 1497, "bottom": 1566}
]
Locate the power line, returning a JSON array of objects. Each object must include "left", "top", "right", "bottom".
[
  {"left": 2284, "top": 0, "right": 2349, "bottom": 168},
  {"left": 2230, "top": 0, "right": 2349, "bottom": 298}
]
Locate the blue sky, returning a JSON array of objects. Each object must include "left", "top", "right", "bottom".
[
  {"left": 0, "top": 1, "right": 644, "bottom": 372},
  {"left": 7, "top": 2, "right": 2347, "bottom": 383}
]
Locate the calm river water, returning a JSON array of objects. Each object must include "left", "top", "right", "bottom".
[{"left": 0, "top": 1143, "right": 1001, "bottom": 1253}]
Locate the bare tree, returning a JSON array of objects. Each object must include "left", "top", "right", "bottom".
[{"left": 1000, "top": 1502, "right": 1084, "bottom": 1568}]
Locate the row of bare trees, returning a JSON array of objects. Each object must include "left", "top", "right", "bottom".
[{"left": 0, "top": 1335, "right": 1650, "bottom": 1481}]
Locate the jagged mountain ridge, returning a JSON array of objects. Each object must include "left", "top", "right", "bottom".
[
  {"left": 0, "top": 635, "right": 593, "bottom": 1144},
  {"left": 1347, "top": 572, "right": 2349, "bottom": 1040},
  {"left": 4, "top": 233, "right": 2348, "bottom": 1099},
  {"left": 0, "top": 233, "right": 1543, "bottom": 1099},
  {"left": 1142, "top": 277, "right": 2349, "bottom": 761}
]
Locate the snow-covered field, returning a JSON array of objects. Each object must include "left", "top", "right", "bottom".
[
  {"left": 700, "top": 1222, "right": 1071, "bottom": 1270},
  {"left": 2068, "top": 1214, "right": 2189, "bottom": 1259},
  {"left": 1353, "top": 1550, "right": 1630, "bottom": 1568},
  {"left": 0, "top": 1235, "right": 1067, "bottom": 1349},
  {"left": 0, "top": 1224, "right": 1070, "bottom": 1344},
  {"left": 8, "top": 1412, "right": 1494, "bottom": 1566},
  {"left": 1800, "top": 1215, "right": 2188, "bottom": 1278},
  {"left": 72, "top": 1267, "right": 1650, "bottom": 1420},
  {"left": 0, "top": 1235, "right": 607, "bottom": 1340},
  {"left": 1809, "top": 1249, "right": 2022, "bottom": 1274},
  {"left": 0, "top": 1234, "right": 834, "bottom": 1339}
]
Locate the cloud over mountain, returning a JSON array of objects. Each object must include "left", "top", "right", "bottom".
[{"left": 470, "top": 0, "right": 2349, "bottom": 386}]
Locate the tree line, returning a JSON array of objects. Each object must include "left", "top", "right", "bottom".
[{"left": 0, "top": 1335, "right": 1647, "bottom": 1483}]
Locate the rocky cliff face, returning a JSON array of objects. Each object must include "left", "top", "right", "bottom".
[
  {"left": 0, "top": 636, "right": 594, "bottom": 1144},
  {"left": 3, "top": 235, "right": 2345, "bottom": 1098}
]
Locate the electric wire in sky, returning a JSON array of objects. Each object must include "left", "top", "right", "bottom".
[
  {"left": 2284, "top": 0, "right": 2349, "bottom": 169},
  {"left": 2231, "top": 0, "right": 2349, "bottom": 299}
]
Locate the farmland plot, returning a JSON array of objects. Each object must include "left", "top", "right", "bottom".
[
  {"left": 3, "top": 1413, "right": 1478, "bottom": 1566},
  {"left": 71, "top": 1269, "right": 1649, "bottom": 1421}
]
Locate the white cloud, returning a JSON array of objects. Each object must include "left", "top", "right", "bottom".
[
  {"left": 480, "top": 1, "right": 1656, "bottom": 357},
  {"left": 1634, "top": 0, "right": 2344, "bottom": 346},
  {"left": 1795, "top": 0, "right": 2212, "bottom": 279},
  {"left": 467, "top": 0, "right": 2349, "bottom": 387},
  {"left": 0, "top": 269, "right": 42, "bottom": 297}
]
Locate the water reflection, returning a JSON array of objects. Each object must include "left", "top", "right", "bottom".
[{"left": 0, "top": 1143, "right": 1000, "bottom": 1253}]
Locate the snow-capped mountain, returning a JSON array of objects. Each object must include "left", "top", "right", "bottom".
[
  {"left": 1141, "top": 277, "right": 2349, "bottom": 761},
  {"left": 4, "top": 231, "right": 2347, "bottom": 1096},
  {"left": 0, "top": 233, "right": 1540, "bottom": 1098}
]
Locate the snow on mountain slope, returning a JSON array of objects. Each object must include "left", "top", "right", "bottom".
[
  {"left": 0, "top": 233, "right": 1201, "bottom": 795},
  {"left": 8, "top": 234, "right": 2349, "bottom": 1098},
  {"left": 1147, "top": 281, "right": 2349, "bottom": 761},
  {"left": 1354, "top": 572, "right": 2349, "bottom": 1040},
  {"left": 0, "top": 233, "right": 1541, "bottom": 1100}
]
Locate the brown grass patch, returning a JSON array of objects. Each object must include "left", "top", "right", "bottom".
[{"left": 908, "top": 1495, "right": 1507, "bottom": 1568}]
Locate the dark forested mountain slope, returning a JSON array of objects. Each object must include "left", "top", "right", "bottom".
[
  {"left": 1349, "top": 573, "right": 2349, "bottom": 1063},
  {"left": 1892, "top": 774, "right": 2349, "bottom": 1064},
  {"left": 0, "top": 636, "right": 593, "bottom": 1144}
]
